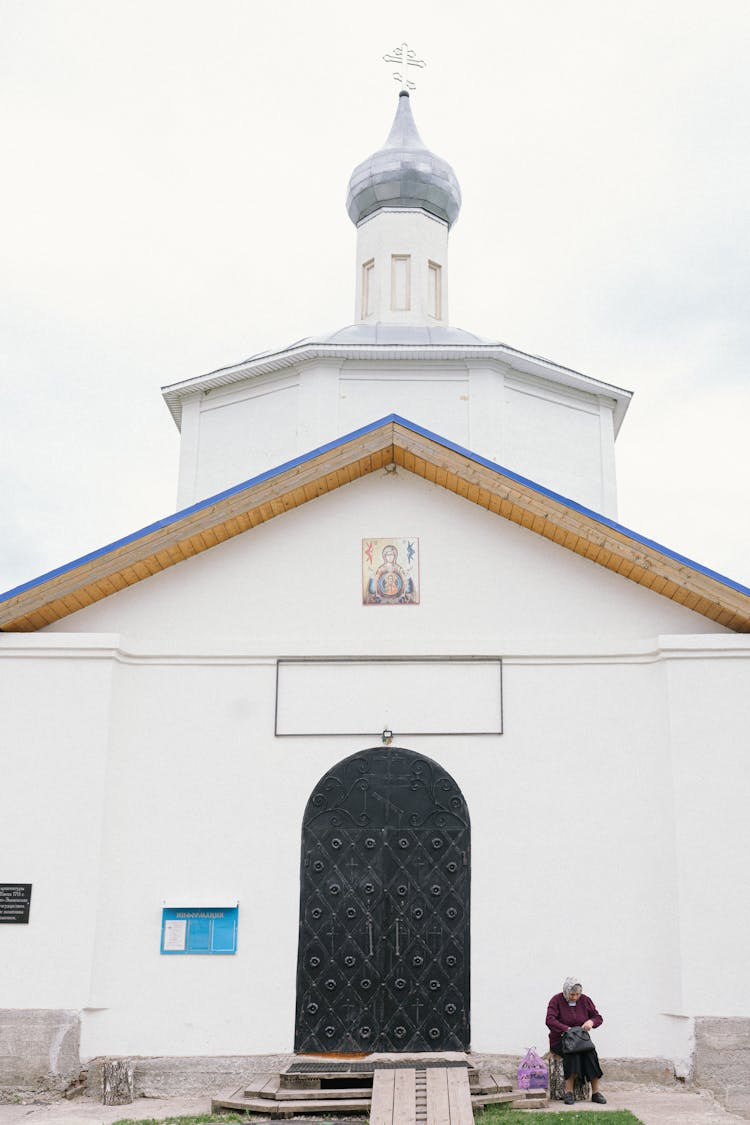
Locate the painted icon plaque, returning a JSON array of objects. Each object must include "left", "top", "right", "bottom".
[{"left": 362, "top": 538, "right": 419, "bottom": 605}]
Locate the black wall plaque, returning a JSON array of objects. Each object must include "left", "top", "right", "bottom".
[{"left": 0, "top": 884, "right": 32, "bottom": 923}]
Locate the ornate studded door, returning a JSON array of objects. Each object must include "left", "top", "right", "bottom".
[{"left": 294, "top": 747, "right": 470, "bottom": 1053}]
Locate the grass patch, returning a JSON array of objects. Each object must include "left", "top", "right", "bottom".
[
  {"left": 109, "top": 1116, "right": 364, "bottom": 1125},
  {"left": 109, "top": 1110, "right": 647, "bottom": 1125},
  {"left": 475, "top": 1110, "right": 644, "bottom": 1125}
]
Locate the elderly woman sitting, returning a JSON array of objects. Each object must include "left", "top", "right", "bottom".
[{"left": 546, "top": 977, "right": 606, "bottom": 1105}]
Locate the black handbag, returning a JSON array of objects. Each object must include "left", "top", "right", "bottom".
[{"left": 560, "top": 1027, "right": 594, "bottom": 1054}]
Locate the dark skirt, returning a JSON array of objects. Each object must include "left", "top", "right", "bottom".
[{"left": 562, "top": 1046, "right": 603, "bottom": 1082}]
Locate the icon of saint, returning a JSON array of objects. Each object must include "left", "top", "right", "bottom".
[{"left": 366, "top": 544, "right": 415, "bottom": 604}]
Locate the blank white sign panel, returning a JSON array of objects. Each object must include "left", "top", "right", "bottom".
[{"left": 275, "top": 660, "right": 502, "bottom": 736}]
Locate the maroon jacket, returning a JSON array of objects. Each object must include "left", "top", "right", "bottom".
[{"left": 546, "top": 992, "right": 603, "bottom": 1053}]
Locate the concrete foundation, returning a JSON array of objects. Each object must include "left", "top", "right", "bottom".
[
  {"left": 0, "top": 1011, "right": 80, "bottom": 1099},
  {"left": 86, "top": 1054, "right": 296, "bottom": 1099},
  {"left": 471, "top": 1052, "right": 677, "bottom": 1085},
  {"left": 694, "top": 1017, "right": 750, "bottom": 1119},
  {"left": 83, "top": 1050, "right": 677, "bottom": 1099}
]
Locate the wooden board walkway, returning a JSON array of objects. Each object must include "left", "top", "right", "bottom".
[
  {"left": 370, "top": 1067, "right": 474, "bottom": 1125},
  {"left": 211, "top": 1062, "right": 547, "bottom": 1118}
]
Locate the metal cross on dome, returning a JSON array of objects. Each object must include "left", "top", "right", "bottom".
[{"left": 383, "top": 42, "right": 426, "bottom": 91}]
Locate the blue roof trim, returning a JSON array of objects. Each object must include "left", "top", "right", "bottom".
[
  {"left": 396, "top": 415, "right": 750, "bottom": 596},
  {"left": 2, "top": 413, "right": 749, "bottom": 605},
  {"left": 0, "top": 416, "right": 401, "bottom": 602}
]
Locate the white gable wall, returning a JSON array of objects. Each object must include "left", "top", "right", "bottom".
[
  {"left": 3, "top": 471, "right": 748, "bottom": 1067},
  {"left": 62, "top": 472, "right": 720, "bottom": 651}
]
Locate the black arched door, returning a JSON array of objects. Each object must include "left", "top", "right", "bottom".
[{"left": 294, "top": 747, "right": 470, "bottom": 1053}]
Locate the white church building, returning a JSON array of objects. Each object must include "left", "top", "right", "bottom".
[{"left": 2, "top": 83, "right": 750, "bottom": 1114}]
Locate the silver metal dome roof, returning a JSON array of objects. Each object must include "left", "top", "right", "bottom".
[{"left": 346, "top": 92, "right": 461, "bottom": 229}]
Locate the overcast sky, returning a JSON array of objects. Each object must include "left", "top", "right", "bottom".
[{"left": 2, "top": 0, "right": 749, "bottom": 595}]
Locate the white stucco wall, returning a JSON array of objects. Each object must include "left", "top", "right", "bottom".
[
  {"left": 178, "top": 372, "right": 301, "bottom": 508},
  {"left": 0, "top": 640, "right": 115, "bottom": 1007},
  {"left": 664, "top": 648, "right": 750, "bottom": 1016},
  {"left": 354, "top": 209, "right": 450, "bottom": 325},
  {"left": 338, "top": 365, "right": 469, "bottom": 452},
  {"left": 3, "top": 472, "right": 748, "bottom": 1065},
  {"left": 503, "top": 376, "right": 617, "bottom": 513},
  {"left": 179, "top": 361, "right": 619, "bottom": 520}
]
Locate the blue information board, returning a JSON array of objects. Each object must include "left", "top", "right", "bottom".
[{"left": 160, "top": 907, "right": 238, "bottom": 955}]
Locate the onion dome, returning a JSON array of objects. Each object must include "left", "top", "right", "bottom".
[{"left": 346, "top": 91, "right": 462, "bottom": 229}]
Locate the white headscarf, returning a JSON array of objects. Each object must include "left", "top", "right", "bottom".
[{"left": 562, "top": 977, "right": 582, "bottom": 1000}]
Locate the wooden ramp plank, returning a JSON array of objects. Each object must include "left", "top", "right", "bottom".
[
  {"left": 446, "top": 1066, "right": 474, "bottom": 1124},
  {"left": 425, "top": 1068, "right": 451, "bottom": 1125},
  {"left": 370, "top": 1068, "right": 397, "bottom": 1125},
  {"left": 393, "top": 1068, "right": 417, "bottom": 1125}
]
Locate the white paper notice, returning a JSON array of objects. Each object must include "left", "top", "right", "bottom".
[{"left": 163, "top": 919, "right": 187, "bottom": 951}]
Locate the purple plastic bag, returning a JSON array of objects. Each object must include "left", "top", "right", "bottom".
[{"left": 517, "top": 1046, "right": 548, "bottom": 1090}]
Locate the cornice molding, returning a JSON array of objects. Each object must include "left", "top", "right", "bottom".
[{"left": 161, "top": 340, "right": 632, "bottom": 433}]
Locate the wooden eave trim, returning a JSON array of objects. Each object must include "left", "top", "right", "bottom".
[
  {"left": 392, "top": 425, "right": 750, "bottom": 631},
  {"left": 2, "top": 419, "right": 750, "bottom": 632},
  {"left": 0, "top": 429, "right": 397, "bottom": 631}
]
